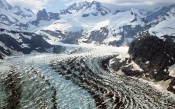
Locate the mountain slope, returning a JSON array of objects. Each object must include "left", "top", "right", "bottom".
[
  {"left": 149, "top": 17, "right": 175, "bottom": 37},
  {"left": 0, "top": 28, "right": 54, "bottom": 59},
  {"left": 147, "top": 4, "right": 175, "bottom": 36},
  {"left": 146, "top": 4, "right": 175, "bottom": 25}
]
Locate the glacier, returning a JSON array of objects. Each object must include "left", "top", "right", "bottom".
[{"left": 0, "top": 44, "right": 175, "bottom": 109}]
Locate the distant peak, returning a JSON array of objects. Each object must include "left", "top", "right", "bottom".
[
  {"left": 36, "top": 9, "right": 49, "bottom": 20},
  {"left": 60, "top": 0, "right": 110, "bottom": 16},
  {"left": 65, "top": 1, "right": 103, "bottom": 11},
  {"left": 37, "top": 9, "right": 48, "bottom": 15},
  {"left": 67, "top": 1, "right": 90, "bottom": 10},
  {"left": 40, "top": 9, "right": 47, "bottom": 12},
  {"left": 91, "top": 1, "right": 100, "bottom": 4}
]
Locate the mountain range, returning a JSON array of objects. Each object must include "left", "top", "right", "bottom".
[
  {"left": 1, "top": 0, "right": 175, "bottom": 106},
  {"left": 0, "top": 0, "right": 175, "bottom": 57}
]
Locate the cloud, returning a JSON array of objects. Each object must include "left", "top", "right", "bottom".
[
  {"left": 114, "top": 0, "right": 175, "bottom": 6},
  {"left": 62, "top": 0, "right": 175, "bottom": 10},
  {"left": 112, "top": 0, "right": 175, "bottom": 10},
  {"left": 61, "top": 0, "right": 175, "bottom": 4},
  {"left": 61, "top": 0, "right": 116, "bottom": 6},
  {"left": 6, "top": 0, "right": 48, "bottom": 13},
  {"left": 6, "top": 0, "right": 175, "bottom": 13}
]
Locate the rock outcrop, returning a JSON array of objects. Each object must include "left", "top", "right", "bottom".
[
  {"left": 128, "top": 33, "right": 175, "bottom": 93},
  {"left": 129, "top": 33, "right": 175, "bottom": 81}
]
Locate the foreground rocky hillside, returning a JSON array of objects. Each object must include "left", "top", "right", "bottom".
[{"left": 109, "top": 32, "right": 175, "bottom": 93}]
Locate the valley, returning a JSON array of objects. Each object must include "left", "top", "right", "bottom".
[{"left": 0, "top": 44, "right": 175, "bottom": 109}]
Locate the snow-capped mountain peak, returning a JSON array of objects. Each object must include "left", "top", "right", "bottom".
[
  {"left": 30, "top": 9, "right": 59, "bottom": 26},
  {"left": 37, "top": 9, "right": 49, "bottom": 20},
  {"left": 60, "top": 1, "right": 90, "bottom": 14},
  {"left": 67, "top": 1, "right": 90, "bottom": 12},
  {"left": 0, "top": 0, "right": 37, "bottom": 30},
  {"left": 0, "top": 0, "right": 175, "bottom": 47},
  {"left": 60, "top": 1, "right": 111, "bottom": 17},
  {"left": 82, "top": 1, "right": 111, "bottom": 17},
  {"left": 130, "top": 8, "right": 144, "bottom": 18}
]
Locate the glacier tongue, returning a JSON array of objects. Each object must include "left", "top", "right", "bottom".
[{"left": 0, "top": 44, "right": 175, "bottom": 109}]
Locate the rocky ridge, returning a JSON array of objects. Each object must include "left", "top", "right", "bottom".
[
  {"left": 108, "top": 32, "right": 175, "bottom": 93},
  {"left": 0, "top": 28, "right": 54, "bottom": 59}
]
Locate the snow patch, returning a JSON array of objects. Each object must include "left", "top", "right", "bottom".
[
  {"left": 129, "top": 61, "right": 143, "bottom": 71},
  {"left": 145, "top": 61, "right": 149, "bottom": 64},
  {"left": 168, "top": 64, "right": 175, "bottom": 77},
  {"left": 103, "top": 35, "right": 122, "bottom": 44},
  {"left": 92, "top": 20, "right": 109, "bottom": 30}
]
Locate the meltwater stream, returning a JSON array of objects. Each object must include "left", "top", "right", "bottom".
[{"left": 0, "top": 44, "right": 175, "bottom": 109}]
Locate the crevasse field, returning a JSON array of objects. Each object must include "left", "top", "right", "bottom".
[{"left": 0, "top": 44, "right": 175, "bottom": 109}]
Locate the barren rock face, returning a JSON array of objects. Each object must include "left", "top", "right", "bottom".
[
  {"left": 129, "top": 33, "right": 175, "bottom": 81},
  {"left": 128, "top": 33, "right": 175, "bottom": 93}
]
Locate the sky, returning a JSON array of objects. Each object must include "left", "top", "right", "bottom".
[{"left": 6, "top": 0, "right": 175, "bottom": 13}]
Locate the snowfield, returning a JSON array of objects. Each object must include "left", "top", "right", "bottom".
[
  {"left": 0, "top": 44, "right": 175, "bottom": 109},
  {"left": 149, "top": 17, "right": 175, "bottom": 37},
  {"left": 169, "top": 64, "right": 175, "bottom": 77}
]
